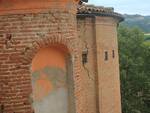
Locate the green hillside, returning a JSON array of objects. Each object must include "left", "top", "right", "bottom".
[
  {"left": 120, "top": 14, "right": 150, "bottom": 45},
  {"left": 144, "top": 34, "right": 150, "bottom": 46},
  {"left": 121, "top": 14, "right": 150, "bottom": 33},
  {"left": 144, "top": 34, "right": 150, "bottom": 40}
]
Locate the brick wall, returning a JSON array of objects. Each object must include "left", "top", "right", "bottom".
[
  {"left": 77, "top": 16, "right": 122, "bottom": 113},
  {"left": 0, "top": 2, "right": 122, "bottom": 113},
  {"left": 95, "top": 16, "right": 121, "bottom": 113},
  {"left": 0, "top": 8, "right": 85, "bottom": 113},
  {"left": 77, "top": 17, "right": 98, "bottom": 113}
]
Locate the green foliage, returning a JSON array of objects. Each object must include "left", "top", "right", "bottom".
[
  {"left": 143, "top": 41, "right": 150, "bottom": 46},
  {"left": 118, "top": 26, "right": 150, "bottom": 113}
]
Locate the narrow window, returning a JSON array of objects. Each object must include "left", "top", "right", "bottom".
[
  {"left": 104, "top": 51, "right": 108, "bottom": 61},
  {"left": 82, "top": 52, "right": 88, "bottom": 64},
  {"left": 0, "top": 104, "right": 4, "bottom": 113},
  {"left": 112, "top": 50, "right": 115, "bottom": 58}
]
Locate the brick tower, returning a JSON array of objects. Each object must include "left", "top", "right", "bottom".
[
  {"left": 77, "top": 5, "right": 124, "bottom": 113},
  {"left": 0, "top": 1, "right": 124, "bottom": 113}
]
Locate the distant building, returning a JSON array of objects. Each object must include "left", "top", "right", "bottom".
[{"left": 0, "top": 0, "right": 123, "bottom": 113}]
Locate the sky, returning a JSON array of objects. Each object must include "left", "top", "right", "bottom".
[{"left": 88, "top": 0, "right": 150, "bottom": 15}]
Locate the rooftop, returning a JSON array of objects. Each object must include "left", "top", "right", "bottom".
[{"left": 77, "top": 4, "right": 124, "bottom": 22}]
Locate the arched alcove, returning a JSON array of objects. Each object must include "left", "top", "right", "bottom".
[{"left": 31, "top": 44, "right": 75, "bottom": 113}]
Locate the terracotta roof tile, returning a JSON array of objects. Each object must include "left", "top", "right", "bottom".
[{"left": 77, "top": 4, "right": 124, "bottom": 22}]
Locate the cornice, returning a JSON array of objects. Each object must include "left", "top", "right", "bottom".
[{"left": 77, "top": 4, "right": 124, "bottom": 22}]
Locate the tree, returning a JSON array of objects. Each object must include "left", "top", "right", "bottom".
[{"left": 118, "top": 25, "right": 150, "bottom": 113}]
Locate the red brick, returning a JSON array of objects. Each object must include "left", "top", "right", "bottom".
[{"left": 0, "top": 2, "right": 122, "bottom": 113}]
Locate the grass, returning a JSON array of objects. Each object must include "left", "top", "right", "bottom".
[
  {"left": 144, "top": 33, "right": 150, "bottom": 46},
  {"left": 144, "top": 33, "right": 150, "bottom": 41}
]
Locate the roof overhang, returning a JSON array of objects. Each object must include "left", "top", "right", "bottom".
[{"left": 77, "top": 5, "right": 124, "bottom": 22}]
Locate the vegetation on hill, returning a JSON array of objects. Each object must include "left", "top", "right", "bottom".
[
  {"left": 144, "top": 34, "right": 150, "bottom": 46},
  {"left": 118, "top": 26, "right": 150, "bottom": 113},
  {"left": 121, "top": 14, "right": 150, "bottom": 33}
]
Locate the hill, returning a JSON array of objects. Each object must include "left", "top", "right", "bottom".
[
  {"left": 121, "top": 14, "right": 150, "bottom": 33},
  {"left": 144, "top": 34, "right": 150, "bottom": 46}
]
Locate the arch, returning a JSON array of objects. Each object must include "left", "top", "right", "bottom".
[
  {"left": 31, "top": 45, "right": 73, "bottom": 113},
  {"left": 21, "top": 34, "right": 80, "bottom": 113},
  {"left": 23, "top": 34, "right": 77, "bottom": 63}
]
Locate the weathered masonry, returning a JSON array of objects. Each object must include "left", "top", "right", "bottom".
[{"left": 0, "top": 0, "right": 124, "bottom": 113}]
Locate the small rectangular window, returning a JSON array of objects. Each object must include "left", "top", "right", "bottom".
[
  {"left": 82, "top": 52, "right": 88, "bottom": 64},
  {"left": 112, "top": 50, "right": 115, "bottom": 58},
  {"left": 104, "top": 51, "right": 108, "bottom": 61}
]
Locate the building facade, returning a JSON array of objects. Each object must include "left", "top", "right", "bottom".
[{"left": 0, "top": 0, "right": 123, "bottom": 113}]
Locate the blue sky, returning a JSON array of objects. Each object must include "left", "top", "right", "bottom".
[{"left": 88, "top": 0, "right": 150, "bottom": 15}]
